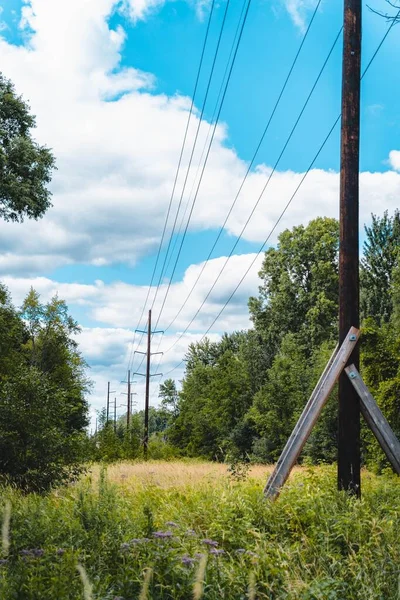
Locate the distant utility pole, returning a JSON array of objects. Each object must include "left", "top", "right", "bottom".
[
  {"left": 106, "top": 382, "right": 116, "bottom": 423},
  {"left": 121, "top": 370, "right": 137, "bottom": 429},
  {"left": 338, "top": 0, "right": 362, "bottom": 496},
  {"left": 134, "top": 309, "right": 163, "bottom": 460},
  {"left": 114, "top": 397, "right": 117, "bottom": 433}
]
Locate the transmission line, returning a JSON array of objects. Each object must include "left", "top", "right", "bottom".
[
  {"left": 129, "top": 0, "right": 233, "bottom": 379},
  {"left": 161, "top": 25, "right": 343, "bottom": 354},
  {"left": 152, "top": 0, "right": 253, "bottom": 333},
  {"left": 160, "top": 0, "right": 323, "bottom": 335},
  {"left": 149, "top": 0, "right": 233, "bottom": 315},
  {"left": 124, "top": 0, "right": 216, "bottom": 377},
  {"left": 159, "top": 14, "right": 398, "bottom": 378},
  {"left": 162, "top": 0, "right": 249, "bottom": 282}
]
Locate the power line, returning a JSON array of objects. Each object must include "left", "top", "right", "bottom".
[
  {"left": 128, "top": 0, "right": 233, "bottom": 377},
  {"left": 152, "top": 0, "right": 253, "bottom": 333},
  {"left": 161, "top": 25, "right": 343, "bottom": 354},
  {"left": 162, "top": 0, "right": 249, "bottom": 283},
  {"left": 160, "top": 14, "right": 399, "bottom": 379},
  {"left": 161, "top": 0, "right": 323, "bottom": 335},
  {"left": 149, "top": 0, "right": 233, "bottom": 315},
  {"left": 124, "top": 0, "right": 217, "bottom": 377},
  {"left": 149, "top": 0, "right": 250, "bottom": 376}
]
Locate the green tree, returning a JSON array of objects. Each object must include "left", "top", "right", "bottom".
[
  {"left": 0, "top": 73, "right": 55, "bottom": 222},
  {"left": 249, "top": 217, "right": 339, "bottom": 359},
  {"left": 21, "top": 289, "right": 90, "bottom": 431},
  {"left": 170, "top": 335, "right": 252, "bottom": 459},
  {"left": 159, "top": 379, "right": 179, "bottom": 416},
  {"left": 0, "top": 368, "right": 86, "bottom": 492},
  {"left": 0, "top": 287, "right": 90, "bottom": 491},
  {"left": 360, "top": 210, "right": 400, "bottom": 323}
]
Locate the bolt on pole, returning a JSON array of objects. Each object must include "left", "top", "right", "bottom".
[{"left": 338, "top": 0, "right": 362, "bottom": 496}]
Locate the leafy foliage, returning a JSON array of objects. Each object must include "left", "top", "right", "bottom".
[
  {"left": 164, "top": 213, "right": 400, "bottom": 472},
  {"left": 0, "top": 73, "right": 55, "bottom": 222},
  {"left": 360, "top": 210, "right": 400, "bottom": 323},
  {"left": 0, "top": 285, "right": 89, "bottom": 491}
]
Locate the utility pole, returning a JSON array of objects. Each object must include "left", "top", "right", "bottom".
[
  {"left": 121, "top": 371, "right": 137, "bottom": 429},
  {"left": 338, "top": 0, "right": 362, "bottom": 496},
  {"left": 106, "top": 382, "right": 116, "bottom": 424},
  {"left": 134, "top": 309, "right": 163, "bottom": 460},
  {"left": 114, "top": 397, "right": 117, "bottom": 433},
  {"left": 144, "top": 310, "right": 152, "bottom": 460}
]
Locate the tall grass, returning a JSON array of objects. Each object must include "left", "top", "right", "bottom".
[{"left": 0, "top": 462, "right": 399, "bottom": 599}]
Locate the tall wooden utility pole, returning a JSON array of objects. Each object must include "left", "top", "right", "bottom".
[
  {"left": 114, "top": 397, "right": 117, "bottom": 433},
  {"left": 134, "top": 309, "right": 163, "bottom": 460},
  {"left": 338, "top": 0, "right": 362, "bottom": 496}
]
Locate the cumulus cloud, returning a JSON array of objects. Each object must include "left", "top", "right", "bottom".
[
  {"left": 0, "top": 0, "right": 399, "bottom": 278},
  {"left": 2, "top": 252, "right": 263, "bottom": 333},
  {"left": 389, "top": 150, "right": 400, "bottom": 172}
]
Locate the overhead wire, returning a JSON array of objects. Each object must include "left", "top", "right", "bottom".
[
  {"left": 152, "top": 0, "right": 253, "bottom": 333},
  {"left": 123, "top": 0, "right": 217, "bottom": 378},
  {"left": 149, "top": 0, "right": 233, "bottom": 315},
  {"left": 160, "top": 0, "right": 323, "bottom": 336},
  {"left": 162, "top": 0, "right": 249, "bottom": 282},
  {"left": 130, "top": 0, "right": 234, "bottom": 378},
  {"left": 161, "top": 24, "right": 343, "bottom": 355},
  {"left": 150, "top": 0, "right": 249, "bottom": 376},
  {"left": 159, "top": 12, "right": 399, "bottom": 378}
]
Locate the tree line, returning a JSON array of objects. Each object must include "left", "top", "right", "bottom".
[{"left": 95, "top": 212, "right": 400, "bottom": 472}]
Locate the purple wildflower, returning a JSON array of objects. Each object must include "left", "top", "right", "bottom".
[
  {"left": 153, "top": 531, "right": 173, "bottom": 539},
  {"left": 20, "top": 548, "right": 44, "bottom": 558},
  {"left": 181, "top": 555, "right": 195, "bottom": 566},
  {"left": 202, "top": 539, "right": 218, "bottom": 547},
  {"left": 56, "top": 548, "right": 65, "bottom": 556},
  {"left": 246, "top": 551, "right": 258, "bottom": 558},
  {"left": 185, "top": 529, "right": 196, "bottom": 536},
  {"left": 236, "top": 549, "right": 246, "bottom": 554},
  {"left": 165, "top": 521, "right": 178, "bottom": 528},
  {"left": 210, "top": 549, "right": 225, "bottom": 556},
  {"left": 195, "top": 553, "right": 205, "bottom": 559},
  {"left": 120, "top": 543, "right": 130, "bottom": 552},
  {"left": 0, "top": 559, "right": 8, "bottom": 565}
]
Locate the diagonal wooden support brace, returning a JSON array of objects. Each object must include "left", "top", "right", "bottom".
[
  {"left": 345, "top": 365, "right": 400, "bottom": 475},
  {"left": 264, "top": 326, "right": 360, "bottom": 500}
]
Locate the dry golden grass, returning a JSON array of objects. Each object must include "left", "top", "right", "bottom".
[{"left": 88, "top": 460, "right": 304, "bottom": 490}]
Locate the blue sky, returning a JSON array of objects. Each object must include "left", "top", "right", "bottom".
[{"left": 0, "top": 0, "right": 399, "bottom": 420}]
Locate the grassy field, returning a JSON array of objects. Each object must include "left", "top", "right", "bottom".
[{"left": 0, "top": 461, "right": 399, "bottom": 599}]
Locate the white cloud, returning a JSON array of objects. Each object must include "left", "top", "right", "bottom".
[
  {"left": 2, "top": 252, "right": 262, "bottom": 333},
  {"left": 282, "top": 0, "right": 318, "bottom": 32},
  {"left": 0, "top": 0, "right": 399, "bottom": 278},
  {"left": 389, "top": 150, "right": 400, "bottom": 172}
]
